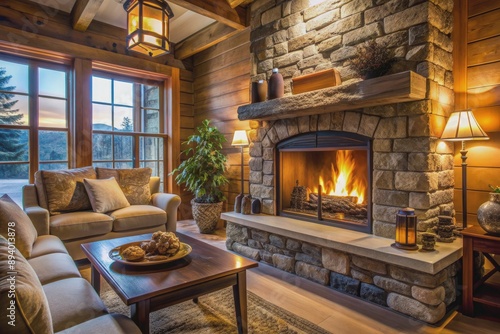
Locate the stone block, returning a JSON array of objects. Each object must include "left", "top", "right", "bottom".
[
  {"left": 302, "top": 243, "right": 321, "bottom": 258},
  {"left": 304, "top": 0, "right": 341, "bottom": 21},
  {"left": 286, "top": 238, "right": 302, "bottom": 251},
  {"left": 358, "top": 114, "right": 380, "bottom": 138},
  {"left": 352, "top": 255, "right": 387, "bottom": 275},
  {"left": 233, "top": 242, "right": 261, "bottom": 261},
  {"left": 409, "top": 192, "right": 431, "bottom": 210},
  {"left": 296, "top": 261, "right": 330, "bottom": 285},
  {"left": 251, "top": 229, "right": 269, "bottom": 243},
  {"left": 317, "top": 35, "right": 342, "bottom": 53},
  {"left": 291, "top": 0, "right": 310, "bottom": 14},
  {"left": 373, "top": 275, "right": 411, "bottom": 295},
  {"left": 263, "top": 148, "right": 274, "bottom": 161},
  {"left": 273, "top": 120, "right": 289, "bottom": 140},
  {"left": 384, "top": 3, "right": 429, "bottom": 34},
  {"left": 330, "top": 112, "right": 344, "bottom": 130},
  {"left": 395, "top": 172, "right": 438, "bottom": 192},
  {"left": 360, "top": 283, "right": 388, "bottom": 306},
  {"left": 262, "top": 6, "right": 283, "bottom": 26},
  {"left": 250, "top": 171, "right": 263, "bottom": 184},
  {"left": 249, "top": 157, "right": 263, "bottom": 171},
  {"left": 315, "top": 14, "right": 362, "bottom": 44},
  {"left": 249, "top": 142, "right": 263, "bottom": 157},
  {"left": 264, "top": 243, "right": 283, "bottom": 255},
  {"left": 429, "top": 2, "right": 453, "bottom": 34},
  {"left": 274, "top": 50, "right": 303, "bottom": 69},
  {"left": 373, "top": 220, "right": 396, "bottom": 238},
  {"left": 365, "top": 104, "right": 397, "bottom": 117},
  {"left": 372, "top": 139, "right": 392, "bottom": 152},
  {"left": 263, "top": 161, "right": 274, "bottom": 175},
  {"left": 429, "top": 189, "right": 453, "bottom": 206},
  {"left": 280, "top": 12, "right": 303, "bottom": 29},
  {"left": 259, "top": 250, "right": 273, "bottom": 264},
  {"left": 248, "top": 239, "right": 263, "bottom": 249},
  {"left": 341, "top": 0, "right": 373, "bottom": 18},
  {"left": 297, "top": 115, "right": 310, "bottom": 133},
  {"left": 408, "top": 153, "right": 440, "bottom": 172},
  {"left": 273, "top": 253, "right": 295, "bottom": 273},
  {"left": 374, "top": 117, "right": 407, "bottom": 138},
  {"left": 372, "top": 204, "right": 400, "bottom": 222},
  {"left": 286, "top": 118, "right": 299, "bottom": 136},
  {"left": 373, "top": 153, "right": 408, "bottom": 170},
  {"left": 226, "top": 222, "right": 248, "bottom": 244},
  {"left": 322, "top": 248, "right": 349, "bottom": 274},
  {"left": 258, "top": 59, "right": 274, "bottom": 73},
  {"left": 387, "top": 293, "right": 446, "bottom": 324},
  {"left": 310, "top": 115, "right": 319, "bottom": 131},
  {"left": 411, "top": 285, "right": 445, "bottom": 306},
  {"left": 438, "top": 170, "right": 454, "bottom": 189},
  {"left": 389, "top": 266, "right": 447, "bottom": 288},
  {"left": 306, "top": 10, "right": 340, "bottom": 31},
  {"left": 343, "top": 111, "right": 361, "bottom": 133},
  {"left": 330, "top": 272, "right": 360, "bottom": 296},
  {"left": 373, "top": 170, "right": 394, "bottom": 189},
  {"left": 262, "top": 199, "right": 274, "bottom": 214},
  {"left": 342, "top": 22, "right": 382, "bottom": 46},
  {"left": 351, "top": 268, "right": 373, "bottom": 284},
  {"left": 263, "top": 175, "right": 274, "bottom": 187},
  {"left": 393, "top": 138, "right": 436, "bottom": 153},
  {"left": 295, "top": 252, "right": 322, "bottom": 266},
  {"left": 270, "top": 234, "right": 286, "bottom": 248},
  {"left": 318, "top": 113, "right": 331, "bottom": 131},
  {"left": 442, "top": 277, "right": 457, "bottom": 306},
  {"left": 298, "top": 54, "right": 326, "bottom": 70},
  {"left": 226, "top": 238, "right": 235, "bottom": 251},
  {"left": 287, "top": 23, "right": 307, "bottom": 40},
  {"left": 303, "top": 45, "right": 318, "bottom": 58},
  {"left": 274, "top": 42, "right": 288, "bottom": 56},
  {"left": 365, "top": 0, "right": 407, "bottom": 24},
  {"left": 373, "top": 189, "right": 409, "bottom": 207},
  {"left": 329, "top": 46, "right": 358, "bottom": 63}
]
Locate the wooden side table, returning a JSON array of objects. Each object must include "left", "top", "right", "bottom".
[{"left": 461, "top": 225, "right": 500, "bottom": 316}]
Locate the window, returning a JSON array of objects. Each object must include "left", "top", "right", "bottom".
[
  {"left": 91, "top": 73, "right": 166, "bottom": 189},
  {"left": 0, "top": 55, "right": 69, "bottom": 205}
]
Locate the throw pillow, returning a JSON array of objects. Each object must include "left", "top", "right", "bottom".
[
  {"left": 39, "top": 166, "right": 96, "bottom": 215},
  {"left": 0, "top": 236, "right": 53, "bottom": 334},
  {"left": 0, "top": 194, "right": 38, "bottom": 258},
  {"left": 96, "top": 167, "right": 152, "bottom": 205},
  {"left": 84, "top": 177, "right": 130, "bottom": 213}
]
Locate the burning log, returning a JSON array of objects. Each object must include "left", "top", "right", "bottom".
[{"left": 307, "top": 193, "right": 367, "bottom": 218}]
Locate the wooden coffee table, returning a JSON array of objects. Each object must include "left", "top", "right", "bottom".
[{"left": 81, "top": 232, "right": 258, "bottom": 334}]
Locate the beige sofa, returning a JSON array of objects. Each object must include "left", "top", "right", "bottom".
[
  {"left": 0, "top": 194, "right": 141, "bottom": 334},
  {"left": 22, "top": 166, "right": 181, "bottom": 260}
]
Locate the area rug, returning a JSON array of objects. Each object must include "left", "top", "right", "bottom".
[{"left": 80, "top": 268, "right": 331, "bottom": 334}]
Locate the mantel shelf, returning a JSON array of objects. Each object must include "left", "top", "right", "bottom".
[{"left": 238, "top": 71, "right": 427, "bottom": 121}]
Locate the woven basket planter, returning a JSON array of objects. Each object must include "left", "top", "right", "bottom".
[{"left": 191, "top": 199, "right": 223, "bottom": 234}]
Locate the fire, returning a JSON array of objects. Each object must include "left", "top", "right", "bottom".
[{"left": 314, "top": 151, "right": 366, "bottom": 204}]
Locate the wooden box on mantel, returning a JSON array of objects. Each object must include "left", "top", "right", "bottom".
[{"left": 292, "top": 68, "right": 341, "bottom": 94}]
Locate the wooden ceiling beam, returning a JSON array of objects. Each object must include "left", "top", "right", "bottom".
[
  {"left": 175, "top": 22, "right": 239, "bottom": 60},
  {"left": 71, "top": 0, "right": 104, "bottom": 32},
  {"left": 225, "top": 0, "right": 248, "bottom": 8},
  {"left": 168, "top": 0, "right": 247, "bottom": 30}
]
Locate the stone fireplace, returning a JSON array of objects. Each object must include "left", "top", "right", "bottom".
[{"left": 223, "top": 0, "right": 463, "bottom": 325}]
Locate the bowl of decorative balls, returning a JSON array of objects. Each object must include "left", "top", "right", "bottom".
[{"left": 109, "top": 231, "right": 192, "bottom": 266}]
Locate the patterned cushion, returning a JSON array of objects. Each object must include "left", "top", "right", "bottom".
[
  {"left": 0, "top": 194, "right": 38, "bottom": 258},
  {"left": 0, "top": 236, "right": 54, "bottom": 334},
  {"left": 39, "top": 166, "right": 96, "bottom": 215},
  {"left": 96, "top": 168, "right": 152, "bottom": 205},
  {"left": 84, "top": 177, "right": 130, "bottom": 213}
]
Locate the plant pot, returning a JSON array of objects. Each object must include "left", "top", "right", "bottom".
[
  {"left": 191, "top": 199, "right": 223, "bottom": 234},
  {"left": 477, "top": 193, "right": 500, "bottom": 235}
]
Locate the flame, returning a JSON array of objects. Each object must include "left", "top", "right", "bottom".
[{"left": 313, "top": 151, "right": 366, "bottom": 204}]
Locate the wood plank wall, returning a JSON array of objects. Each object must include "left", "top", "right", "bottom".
[
  {"left": 192, "top": 28, "right": 251, "bottom": 216},
  {"left": 453, "top": 0, "right": 500, "bottom": 224}
]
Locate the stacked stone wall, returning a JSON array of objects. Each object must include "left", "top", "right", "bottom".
[{"left": 226, "top": 221, "right": 461, "bottom": 324}]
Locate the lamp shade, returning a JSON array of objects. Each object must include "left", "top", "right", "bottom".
[
  {"left": 441, "top": 110, "right": 489, "bottom": 141},
  {"left": 231, "top": 130, "right": 249, "bottom": 146},
  {"left": 124, "top": 0, "right": 174, "bottom": 57}
]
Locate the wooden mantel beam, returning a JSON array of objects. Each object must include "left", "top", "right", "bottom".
[
  {"left": 168, "top": 0, "right": 247, "bottom": 30},
  {"left": 175, "top": 22, "right": 239, "bottom": 60},
  {"left": 71, "top": 0, "right": 104, "bottom": 32},
  {"left": 226, "top": 0, "right": 248, "bottom": 8}
]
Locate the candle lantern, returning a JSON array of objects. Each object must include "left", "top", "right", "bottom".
[{"left": 392, "top": 207, "right": 419, "bottom": 250}]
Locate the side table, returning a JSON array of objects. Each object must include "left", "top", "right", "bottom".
[{"left": 461, "top": 225, "right": 500, "bottom": 316}]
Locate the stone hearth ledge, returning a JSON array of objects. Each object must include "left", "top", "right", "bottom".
[{"left": 221, "top": 212, "right": 462, "bottom": 275}]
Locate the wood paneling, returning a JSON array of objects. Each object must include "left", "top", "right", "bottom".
[
  {"left": 192, "top": 28, "right": 251, "bottom": 218},
  {"left": 467, "top": 62, "right": 500, "bottom": 89},
  {"left": 467, "top": 36, "right": 500, "bottom": 66},
  {"left": 469, "top": 0, "right": 500, "bottom": 17},
  {"left": 468, "top": 9, "right": 500, "bottom": 42}
]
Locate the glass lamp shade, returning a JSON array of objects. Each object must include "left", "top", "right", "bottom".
[
  {"left": 124, "top": 0, "right": 174, "bottom": 57},
  {"left": 441, "top": 110, "right": 489, "bottom": 141},
  {"left": 392, "top": 208, "right": 418, "bottom": 250},
  {"left": 231, "top": 130, "right": 249, "bottom": 147}
]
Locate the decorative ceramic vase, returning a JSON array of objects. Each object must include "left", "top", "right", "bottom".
[
  {"left": 477, "top": 193, "right": 500, "bottom": 235},
  {"left": 234, "top": 193, "right": 243, "bottom": 213},
  {"left": 268, "top": 68, "right": 284, "bottom": 99},
  {"left": 241, "top": 194, "right": 252, "bottom": 215},
  {"left": 251, "top": 198, "right": 261, "bottom": 214},
  {"left": 251, "top": 80, "right": 267, "bottom": 103}
]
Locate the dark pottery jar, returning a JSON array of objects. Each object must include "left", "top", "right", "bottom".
[
  {"left": 251, "top": 198, "right": 261, "bottom": 214},
  {"left": 477, "top": 193, "right": 500, "bottom": 235},
  {"left": 234, "top": 193, "right": 243, "bottom": 213},
  {"left": 241, "top": 194, "right": 252, "bottom": 215},
  {"left": 268, "top": 68, "right": 284, "bottom": 99}
]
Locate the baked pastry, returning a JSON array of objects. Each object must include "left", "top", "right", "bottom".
[
  {"left": 140, "top": 240, "right": 157, "bottom": 254},
  {"left": 121, "top": 245, "right": 145, "bottom": 261},
  {"left": 149, "top": 231, "right": 181, "bottom": 256}
]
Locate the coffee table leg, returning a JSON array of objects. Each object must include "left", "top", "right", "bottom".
[
  {"left": 232, "top": 271, "right": 248, "bottom": 334},
  {"left": 131, "top": 300, "right": 151, "bottom": 334},
  {"left": 90, "top": 265, "right": 100, "bottom": 295}
]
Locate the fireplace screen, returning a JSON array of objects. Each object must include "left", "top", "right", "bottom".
[{"left": 277, "top": 131, "right": 371, "bottom": 233}]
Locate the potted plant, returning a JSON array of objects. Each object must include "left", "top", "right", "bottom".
[
  {"left": 349, "top": 40, "right": 396, "bottom": 79},
  {"left": 171, "top": 119, "right": 229, "bottom": 233}
]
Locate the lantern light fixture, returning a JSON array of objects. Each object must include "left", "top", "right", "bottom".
[
  {"left": 123, "top": 0, "right": 174, "bottom": 57},
  {"left": 392, "top": 207, "right": 419, "bottom": 251}
]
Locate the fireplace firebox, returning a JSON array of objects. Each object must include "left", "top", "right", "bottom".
[{"left": 276, "top": 131, "right": 372, "bottom": 233}]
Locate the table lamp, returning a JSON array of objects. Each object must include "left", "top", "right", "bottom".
[{"left": 441, "top": 110, "right": 489, "bottom": 228}]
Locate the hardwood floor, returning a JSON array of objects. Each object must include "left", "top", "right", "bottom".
[{"left": 177, "top": 220, "right": 500, "bottom": 334}]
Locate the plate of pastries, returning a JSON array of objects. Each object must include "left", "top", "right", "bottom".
[{"left": 109, "top": 231, "right": 192, "bottom": 266}]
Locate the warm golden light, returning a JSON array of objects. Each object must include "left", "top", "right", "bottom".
[
  {"left": 313, "top": 151, "right": 366, "bottom": 204},
  {"left": 231, "top": 130, "right": 249, "bottom": 147},
  {"left": 441, "top": 110, "right": 489, "bottom": 141}
]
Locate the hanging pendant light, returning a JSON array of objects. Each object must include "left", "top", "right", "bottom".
[{"left": 123, "top": 0, "right": 174, "bottom": 57}]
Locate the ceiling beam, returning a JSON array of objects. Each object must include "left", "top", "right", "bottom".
[
  {"left": 71, "top": 0, "right": 104, "bottom": 32},
  {"left": 225, "top": 0, "right": 248, "bottom": 8},
  {"left": 168, "top": 0, "right": 247, "bottom": 30},
  {"left": 175, "top": 22, "right": 239, "bottom": 60}
]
